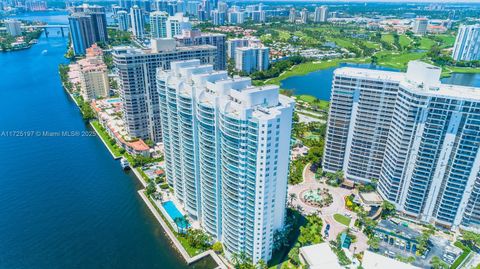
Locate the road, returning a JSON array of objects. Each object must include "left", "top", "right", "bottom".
[{"left": 288, "top": 163, "right": 369, "bottom": 253}]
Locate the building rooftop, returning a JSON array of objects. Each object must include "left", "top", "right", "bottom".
[
  {"left": 335, "top": 61, "right": 480, "bottom": 102},
  {"left": 363, "top": 250, "right": 420, "bottom": 269},
  {"left": 299, "top": 243, "right": 342, "bottom": 269}
]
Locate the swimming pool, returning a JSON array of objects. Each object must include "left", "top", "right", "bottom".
[
  {"left": 162, "top": 201, "right": 190, "bottom": 231},
  {"left": 106, "top": 98, "right": 121, "bottom": 103}
]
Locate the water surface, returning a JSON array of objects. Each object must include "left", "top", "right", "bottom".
[
  {"left": 281, "top": 62, "right": 480, "bottom": 100},
  {"left": 0, "top": 13, "right": 214, "bottom": 269}
]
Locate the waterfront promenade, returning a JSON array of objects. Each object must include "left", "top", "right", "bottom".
[{"left": 87, "top": 108, "right": 227, "bottom": 268}]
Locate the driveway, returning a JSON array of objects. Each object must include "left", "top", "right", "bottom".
[{"left": 288, "top": 163, "right": 369, "bottom": 252}]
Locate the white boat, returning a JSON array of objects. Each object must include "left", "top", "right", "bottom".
[
  {"left": 120, "top": 157, "right": 130, "bottom": 170},
  {"left": 41, "top": 49, "right": 47, "bottom": 55}
]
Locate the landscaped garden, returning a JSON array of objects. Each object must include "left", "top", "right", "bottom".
[
  {"left": 333, "top": 213, "right": 352, "bottom": 227},
  {"left": 301, "top": 188, "right": 333, "bottom": 208}
]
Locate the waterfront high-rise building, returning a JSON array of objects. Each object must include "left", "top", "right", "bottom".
[
  {"left": 288, "top": 8, "right": 296, "bottom": 23},
  {"left": 69, "top": 13, "right": 96, "bottom": 55},
  {"left": 452, "top": 24, "right": 480, "bottom": 62},
  {"left": 157, "top": 59, "right": 294, "bottom": 263},
  {"left": 174, "top": 29, "right": 227, "bottom": 70},
  {"left": 5, "top": 19, "right": 22, "bottom": 36},
  {"left": 314, "top": 5, "right": 328, "bottom": 22},
  {"left": 75, "top": 45, "right": 110, "bottom": 101},
  {"left": 235, "top": 46, "right": 269, "bottom": 74},
  {"left": 130, "top": 5, "right": 145, "bottom": 38},
  {"left": 166, "top": 13, "right": 191, "bottom": 38},
  {"left": 150, "top": 11, "right": 168, "bottom": 38},
  {"left": 69, "top": 5, "right": 108, "bottom": 55},
  {"left": 117, "top": 10, "right": 130, "bottom": 31},
  {"left": 300, "top": 8, "right": 308, "bottom": 24},
  {"left": 412, "top": 17, "right": 428, "bottom": 35},
  {"left": 323, "top": 61, "right": 480, "bottom": 230},
  {"left": 113, "top": 39, "right": 218, "bottom": 142},
  {"left": 25, "top": 0, "right": 47, "bottom": 11},
  {"left": 226, "top": 38, "right": 250, "bottom": 59},
  {"left": 72, "top": 4, "right": 108, "bottom": 43}
]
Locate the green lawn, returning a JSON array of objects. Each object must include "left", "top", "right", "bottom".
[
  {"left": 381, "top": 34, "right": 395, "bottom": 45},
  {"left": 418, "top": 37, "right": 436, "bottom": 50},
  {"left": 278, "top": 30, "right": 291, "bottom": 42},
  {"left": 442, "top": 66, "right": 480, "bottom": 77},
  {"left": 268, "top": 210, "right": 307, "bottom": 269},
  {"left": 147, "top": 195, "right": 203, "bottom": 257},
  {"left": 266, "top": 58, "right": 369, "bottom": 85},
  {"left": 376, "top": 51, "right": 426, "bottom": 70},
  {"left": 381, "top": 34, "right": 411, "bottom": 49},
  {"left": 364, "top": 40, "right": 381, "bottom": 49},
  {"left": 399, "top": 35, "right": 412, "bottom": 47},
  {"left": 327, "top": 37, "right": 356, "bottom": 49},
  {"left": 437, "top": 34, "right": 456, "bottom": 48},
  {"left": 451, "top": 241, "right": 472, "bottom": 269},
  {"left": 333, "top": 214, "right": 351, "bottom": 226},
  {"left": 296, "top": 94, "right": 330, "bottom": 110},
  {"left": 90, "top": 120, "right": 123, "bottom": 158}
]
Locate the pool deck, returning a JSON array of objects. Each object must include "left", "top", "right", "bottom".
[
  {"left": 138, "top": 190, "right": 227, "bottom": 268},
  {"left": 66, "top": 76, "right": 228, "bottom": 268}
]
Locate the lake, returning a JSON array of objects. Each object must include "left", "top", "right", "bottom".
[{"left": 280, "top": 62, "right": 480, "bottom": 100}]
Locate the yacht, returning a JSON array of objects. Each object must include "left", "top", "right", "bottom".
[{"left": 120, "top": 157, "right": 130, "bottom": 170}]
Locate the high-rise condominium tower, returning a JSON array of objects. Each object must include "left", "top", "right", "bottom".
[
  {"left": 157, "top": 60, "right": 294, "bottom": 263},
  {"left": 323, "top": 61, "right": 480, "bottom": 230},
  {"left": 130, "top": 5, "right": 145, "bottom": 38},
  {"left": 69, "top": 4, "right": 108, "bottom": 55},
  {"left": 314, "top": 6, "right": 328, "bottom": 23},
  {"left": 412, "top": 17, "right": 428, "bottom": 35},
  {"left": 117, "top": 10, "right": 130, "bottom": 31},
  {"left": 113, "top": 39, "right": 218, "bottom": 142},
  {"left": 174, "top": 29, "right": 227, "bottom": 70},
  {"left": 288, "top": 8, "right": 296, "bottom": 23},
  {"left": 452, "top": 24, "right": 480, "bottom": 62},
  {"left": 150, "top": 11, "right": 168, "bottom": 38}
]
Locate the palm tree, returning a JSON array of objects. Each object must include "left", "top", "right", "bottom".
[{"left": 288, "top": 193, "right": 297, "bottom": 207}]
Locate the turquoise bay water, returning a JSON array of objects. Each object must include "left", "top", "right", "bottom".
[
  {"left": 0, "top": 12, "right": 214, "bottom": 269},
  {"left": 280, "top": 63, "right": 480, "bottom": 100}
]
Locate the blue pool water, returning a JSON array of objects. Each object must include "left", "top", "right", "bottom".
[
  {"left": 163, "top": 201, "right": 190, "bottom": 230},
  {"left": 107, "top": 98, "right": 121, "bottom": 103}
]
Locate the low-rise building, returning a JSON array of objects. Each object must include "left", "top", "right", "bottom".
[
  {"left": 92, "top": 98, "right": 151, "bottom": 156},
  {"left": 299, "top": 243, "right": 342, "bottom": 269},
  {"left": 373, "top": 220, "right": 421, "bottom": 253},
  {"left": 363, "top": 250, "right": 420, "bottom": 269}
]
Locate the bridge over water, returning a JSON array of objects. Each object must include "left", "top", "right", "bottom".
[{"left": 0, "top": 24, "right": 69, "bottom": 37}]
